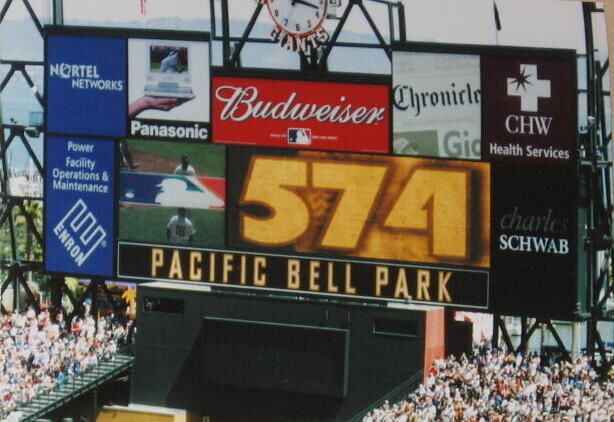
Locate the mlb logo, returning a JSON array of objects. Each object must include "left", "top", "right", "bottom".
[{"left": 288, "top": 128, "right": 312, "bottom": 145}]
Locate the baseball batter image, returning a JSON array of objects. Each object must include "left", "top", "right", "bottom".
[{"left": 166, "top": 208, "right": 195, "bottom": 243}]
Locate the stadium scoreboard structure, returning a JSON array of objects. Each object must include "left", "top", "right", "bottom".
[{"left": 44, "top": 26, "right": 584, "bottom": 320}]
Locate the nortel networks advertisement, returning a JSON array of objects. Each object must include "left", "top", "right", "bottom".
[
  {"left": 46, "top": 34, "right": 127, "bottom": 137},
  {"left": 45, "top": 136, "right": 116, "bottom": 277},
  {"left": 393, "top": 50, "right": 481, "bottom": 160},
  {"left": 45, "top": 27, "right": 210, "bottom": 142}
]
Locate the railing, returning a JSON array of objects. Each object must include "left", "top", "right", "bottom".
[
  {"left": 11, "top": 344, "right": 134, "bottom": 422},
  {"left": 345, "top": 370, "right": 423, "bottom": 422}
]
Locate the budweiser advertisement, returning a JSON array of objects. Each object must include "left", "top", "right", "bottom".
[{"left": 212, "top": 71, "right": 390, "bottom": 153}]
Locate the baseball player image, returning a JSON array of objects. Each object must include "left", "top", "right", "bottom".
[
  {"left": 166, "top": 208, "right": 195, "bottom": 243},
  {"left": 118, "top": 140, "right": 226, "bottom": 248},
  {"left": 174, "top": 154, "right": 196, "bottom": 175},
  {"left": 160, "top": 49, "right": 182, "bottom": 73}
]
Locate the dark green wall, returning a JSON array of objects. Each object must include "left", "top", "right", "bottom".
[{"left": 132, "top": 284, "right": 427, "bottom": 422}]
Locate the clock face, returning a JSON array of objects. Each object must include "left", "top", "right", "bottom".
[{"left": 266, "top": 0, "right": 328, "bottom": 36}]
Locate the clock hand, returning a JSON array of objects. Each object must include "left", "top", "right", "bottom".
[{"left": 291, "top": 0, "right": 319, "bottom": 10}]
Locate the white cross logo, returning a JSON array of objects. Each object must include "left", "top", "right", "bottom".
[{"left": 507, "top": 64, "right": 551, "bottom": 113}]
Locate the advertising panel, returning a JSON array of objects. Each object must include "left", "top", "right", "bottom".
[
  {"left": 393, "top": 50, "right": 481, "bottom": 160},
  {"left": 45, "top": 136, "right": 116, "bottom": 277},
  {"left": 490, "top": 163, "right": 578, "bottom": 319},
  {"left": 212, "top": 72, "right": 390, "bottom": 153},
  {"left": 482, "top": 52, "right": 576, "bottom": 164},
  {"left": 43, "top": 26, "right": 585, "bottom": 318},
  {"left": 46, "top": 34, "right": 127, "bottom": 137},
  {"left": 46, "top": 27, "right": 211, "bottom": 142},
  {"left": 227, "top": 148, "right": 490, "bottom": 268},
  {"left": 118, "top": 141, "right": 225, "bottom": 248},
  {"left": 117, "top": 242, "right": 489, "bottom": 309},
  {"left": 128, "top": 38, "right": 210, "bottom": 141}
]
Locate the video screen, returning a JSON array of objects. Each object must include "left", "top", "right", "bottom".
[{"left": 149, "top": 45, "right": 189, "bottom": 73}]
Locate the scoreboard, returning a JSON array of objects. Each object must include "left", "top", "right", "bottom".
[{"left": 44, "top": 26, "right": 583, "bottom": 319}]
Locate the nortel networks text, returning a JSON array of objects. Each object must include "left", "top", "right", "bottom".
[
  {"left": 49, "top": 64, "right": 124, "bottom": 91},
  {"left": 51, "top": 141, "right": 110, "bottom": 194}
]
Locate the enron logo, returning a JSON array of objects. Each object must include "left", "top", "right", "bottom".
[
  {"left": 507, "top": 64, "right": 551, "bottom": 113},
  {"left": 53, "top": 199, "right": 107, "bottom": 267}
]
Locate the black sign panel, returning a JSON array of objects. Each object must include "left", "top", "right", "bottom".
[
  {"left": 118, "top": 242, "right": 489, "bottom": 309},
  {"left": 490, "top": 163, "right": 578, "bottom": 318}
]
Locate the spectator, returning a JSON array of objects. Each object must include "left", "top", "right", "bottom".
[
  {"left": 0, "top": 307, "right": 132, "bottom": 420},
  {"left": 363, "top": 342, "right": 613, "bottom": 422}
]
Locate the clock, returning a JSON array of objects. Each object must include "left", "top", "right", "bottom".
[{"left": 266, "top": 0, "right": 328, "bottom": 37}]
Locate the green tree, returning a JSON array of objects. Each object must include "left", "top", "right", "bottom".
[{"left": 15, "top": 199, "right": 43, "bottom": 261}]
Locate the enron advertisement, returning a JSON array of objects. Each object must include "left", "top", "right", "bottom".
[{"left": 212, "top": 72, "right": 390, "bottom": 153}]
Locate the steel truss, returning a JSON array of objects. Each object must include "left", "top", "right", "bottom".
[
  {"left": 0, "top": 0, "right": 121, "bottom": 321},
  {"left": 0, "top": 0, "right": 45, "bottom": 314},
  {"left": 578, "top": 1, "right": 612, "bottom": 375},
  {"left": 492, "top": 2, "right": 612, "bottom": 377},
  {"left": 0, "top": 0, "right": 611, "bottom": 374},
  {"left": 211, "top": 0, "right": 404, "bottom": 70}
]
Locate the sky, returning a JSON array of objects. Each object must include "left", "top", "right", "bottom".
[{"left": 6, "top": 0, "right": 606, "bottom": 46}]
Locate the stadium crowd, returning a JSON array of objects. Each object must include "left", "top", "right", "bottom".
[
  {"left": 363, "top": 343, "right": 614, "bottom": 422},
  {"left": 0, "top": 308, "right": 132, "bottom": 419}
]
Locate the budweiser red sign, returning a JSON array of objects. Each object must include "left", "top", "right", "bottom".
[{"left": 212, "top": 75, "right": 390, "bottom": 152}]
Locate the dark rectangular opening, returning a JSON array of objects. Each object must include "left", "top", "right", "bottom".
[
  {"left": 202, "top": 317, "right": 349, "bottom": 397},
  {"left": 373, "top": 318, "right": 419, "bottom": 338},
  {"left": 143, "top": 296, "right": 184, "bottom": 314}
]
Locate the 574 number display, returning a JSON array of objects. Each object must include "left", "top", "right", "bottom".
[{"left": 233, "top": 152, "right": 490, "bottom": 268}]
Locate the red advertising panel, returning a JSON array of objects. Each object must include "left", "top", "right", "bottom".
[{"left": 212, "top": 72, "right": 390, "bottom": 153}]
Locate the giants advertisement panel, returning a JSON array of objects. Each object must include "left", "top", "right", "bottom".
[
  {"left": 117, "top": 243, "right": 489, "bottom": 309},
  {"left": 212, "top": 72, "right": 390, "bottom": 153},
  {"left": 45, "top": 136, "right": 116, "bottom": 277},
  {"left": 482, "top": 52, "right": 576, "bottom": 164},
  {"left": 491, "top": 163, "right": 578, "bottom": 318},
  {"left": 393, "top": 50, "right": 481, "bottom": 160},
  {"left": 227, "top": 148, "right": 490, "bottom": 268}
]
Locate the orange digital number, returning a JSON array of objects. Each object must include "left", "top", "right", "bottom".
[
  {"left": 240, "top": 156, "right": 471, "bottom": 259},
  {"left": 241, "top": 157, "right": 309, "bottom": 245},
  {"left": 384, "top": 169, "right": 469, "bottom": 259},
  {"left": 312, "top": 162, "right": 387, "bottom": 249}
]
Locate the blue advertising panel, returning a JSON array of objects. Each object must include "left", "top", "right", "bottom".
[
  {"left": 45, "top": 136, "right": 116, "bottom": 277},
  {"left": 47, "top": 35, "right": 127, "bottom": 137}
]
